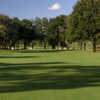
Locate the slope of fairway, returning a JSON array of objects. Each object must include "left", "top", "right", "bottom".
[{"left": 0, "top": 50, "right": 100, "bottom": 100}]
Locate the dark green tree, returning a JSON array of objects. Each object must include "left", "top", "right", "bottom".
[
  {"left": 0, "top": 14, "right": 10, "bottom": 49},
  {"left": 47, "top": 15, "right": 68, "bottom": 49},
  {"left": 69, "top": 0, "right": 100, "bottom": 52},
  {"left": 20, "top": 19, "right": 35, "bottom": 49},
  {"left": 7, "top": 17, "right": 21, "bottom": 49},
  {"left": 41, "top": 17, "right": 48, "bottom": 49}
]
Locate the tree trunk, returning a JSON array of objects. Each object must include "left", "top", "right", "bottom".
[
  {"left": 52, "top": 44, "right": 56, "bottom": 49},
  {"left": 79, "top": 41, "right": 83, "bottom": 51},
  {"left": 44, "top": 45, "right": 47, "bottom": 49},
  {"left": 83, "top": 42, "right": 86, "bottom": 51},
  {"left": 14, "top": 44, "right": 16, "bottom": 50},
  {"left": 32, "top": 44, "right": 34, "bottom": 50},
  {"left": 44, "top": 40, "right": 47, "bottom": 49},
  {"left": 24, "top": 41, "right": 27, "bottom": 49},
  {"left": 92, "top": 38, "right": 96, "bottom": 53},
  {"left": 17, "top": 41, "right": 20, "bottom": 50}
]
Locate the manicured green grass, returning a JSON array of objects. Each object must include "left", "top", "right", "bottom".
[{"left": 0, "top": 50, "right": 100, "bottom": 100}]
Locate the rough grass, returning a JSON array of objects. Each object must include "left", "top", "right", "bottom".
[{"left": 0, "top": 50, "right": 100, "bottom": 100}]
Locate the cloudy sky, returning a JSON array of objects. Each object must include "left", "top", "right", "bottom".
[{"left": 0, "top": 0, "right": 77, "bottom": 19}]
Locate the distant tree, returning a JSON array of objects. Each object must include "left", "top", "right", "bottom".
[
  {"left": 33, "top": 17, "right": 42, "bottom": 35},
  {"left": 0, "top": 25, "right": 7, "bottom": 48},
  {"left": 56, "top": 15, "right": 68, "bottom": 49},
  {"left": 7, "top": 17, "right": 21, "bottom": 49},
  {"left": 20, "top": 19, "right": 35, "bottom": 49},
  {"left": 0, "top": 14, "right": 9, "bottom": 49},
  {"left": 41, "top": 17, "right": 48, "bottom": 49},
  {"left": 0, "top": 14, "right": 9, "bottom": 25},
  {"left": 47, "top": 15, "right": 68, "bottom": 49}
]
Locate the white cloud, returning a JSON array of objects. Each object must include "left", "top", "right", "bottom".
[{"left": 48, "top": 3, "right": 61, "bottom": 11}]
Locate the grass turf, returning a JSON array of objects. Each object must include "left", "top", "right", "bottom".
[{"left": 0, "top": 50, "right": 100, "bottom": 100}]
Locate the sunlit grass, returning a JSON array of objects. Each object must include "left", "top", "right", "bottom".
[{"left": 0, "top": 50, "right": 100, "bottom": 100}]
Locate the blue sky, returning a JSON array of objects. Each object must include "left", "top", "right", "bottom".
[{"left": 0, "top": 0, "right": 77, "bottom": 19}]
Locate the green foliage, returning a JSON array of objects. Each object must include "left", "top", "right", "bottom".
[
  {"left": 47, "top": 15, "right": 68, "bottom": 49},
  {"left": 69, "top": 0, "right": 100, "bottom": 52},
  {"left": 0, "top": 25, "right": 6, "bottom": 37},
  {"left": 0, "top": 0, "right": 100, "bottom": 51}
]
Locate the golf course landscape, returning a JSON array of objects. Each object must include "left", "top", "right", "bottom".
[
  {"left": 0, "top": 50, "right": 100, "bottom": 100},
  {"left": 0, "top": 0, "right": 100, "bottom": 99}
]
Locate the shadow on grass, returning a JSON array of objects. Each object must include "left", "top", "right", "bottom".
[
  {"left": 0, "top": 62, "right": 100, "bottom": 93},
  {"left": 0, "top": 56, "right": 39, "bottom": 59},
  {"left": 19, "top": 50, "right": 71, "bottom": 54}
]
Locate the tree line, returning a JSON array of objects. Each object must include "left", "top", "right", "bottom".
[
  {"left": 0, "top": 14, "right": 68, "bottom": 50},
  {"left": 0, "top": 0, "right": 100, "bottom": 52}
]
